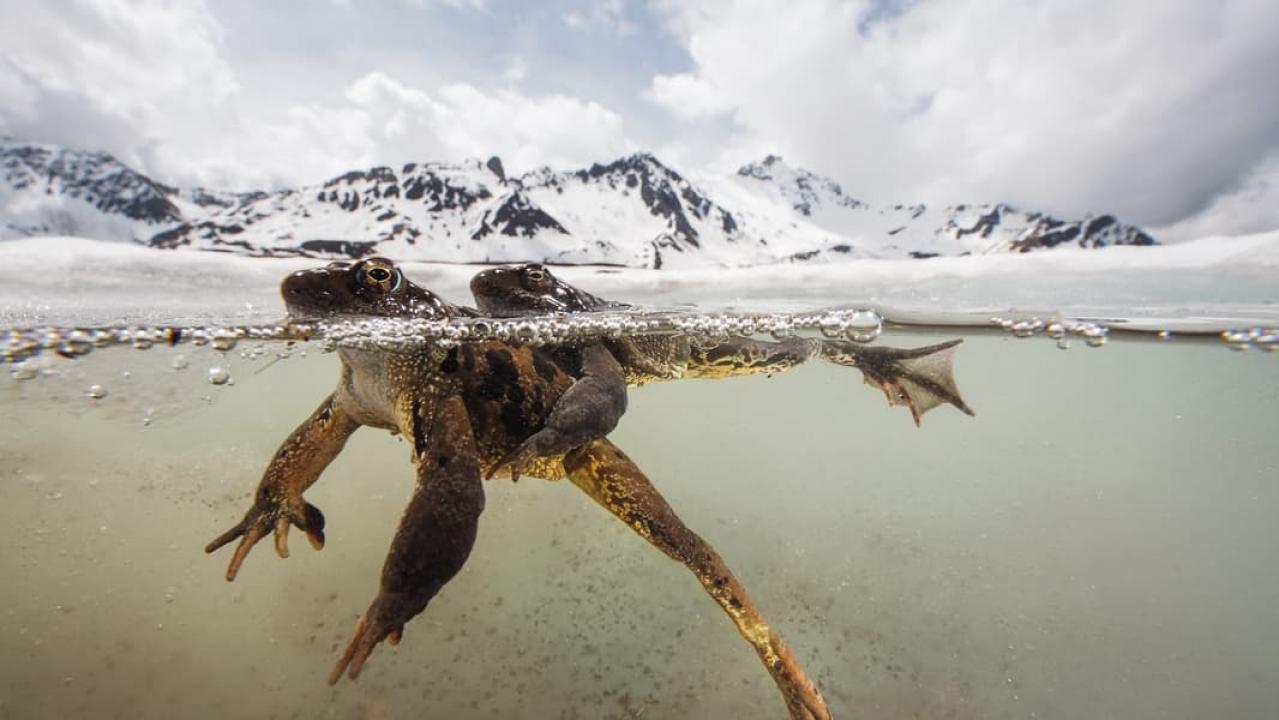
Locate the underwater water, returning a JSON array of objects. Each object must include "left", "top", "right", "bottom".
[{"left": 1, "top": 321, "right": 1278, "bottom": 720}]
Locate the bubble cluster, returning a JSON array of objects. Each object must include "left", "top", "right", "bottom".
[
  {"left": 314, "top": 308, "right": 884, "bottom": 354},
  {"left": 991, "top": 317, "right": 1110, "bottom": 349},
  {"left": 2, "top": 309, "right": 1272, "bottom": 367},
  {"left": 1221, "top": 328, "right": 1279, "bottom": 352}
]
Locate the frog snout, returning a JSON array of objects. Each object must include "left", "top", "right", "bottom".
[{"left": 281, "top": 269, "right": 341, "bottom": 311}]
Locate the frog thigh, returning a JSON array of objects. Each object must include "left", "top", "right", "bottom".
[
  {"left": 330, "top": 393, "right": 485, "bottom": 684},
  {"left": 562, "top": 439, "right": 831, "bottom": 720},
  {"left": 685, "top": 337, "right": 820, "bottom": 380}
]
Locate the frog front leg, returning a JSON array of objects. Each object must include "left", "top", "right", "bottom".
[
  {"left": 205, "top": 393, "right": 360, "bottom": 581},
  {"left": 563, "top": 440, "right": 832, "bottom": 720},
  {"left": 329, "top": 393, "right": 484, "bottom": 684},
  {"left": 685, "top": 337, "right": 820, "bottom": 380},
  {"left": 489, "top": 343, "right": 627, "bottom": 481}
]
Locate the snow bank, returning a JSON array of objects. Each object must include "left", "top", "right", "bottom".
[{"left": 1, "top": 233, "right": 1276, "bottom": 330}]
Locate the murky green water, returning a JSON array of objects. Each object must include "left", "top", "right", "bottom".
[{"left": 1, "top": 329, "right": 1277, "bottom": 719}]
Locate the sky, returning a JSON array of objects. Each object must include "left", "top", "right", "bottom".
[{"left": 2, "top": 0, "right": 1277, "bottom": 240}]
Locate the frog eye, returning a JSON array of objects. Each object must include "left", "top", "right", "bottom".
[
  {"left": 523, "top": 265, "right": 547, "bottom": 287},
  {"left": 359, "top": 260, "right": 402, "bottom": 293}
]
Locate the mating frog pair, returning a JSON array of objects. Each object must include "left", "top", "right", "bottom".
[{"left": 206, "top": 258, "right": 972, "bottom": 720}]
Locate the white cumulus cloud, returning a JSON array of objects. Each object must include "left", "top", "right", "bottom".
[{"left": 653, "top": 0, "right": 1279, "bottom": 231}]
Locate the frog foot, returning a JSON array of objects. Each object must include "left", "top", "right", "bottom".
[
  {"left": 824, "top": 339, "right": 974, "bottom": 425},
  {"left": 487, "top": 431, "right": 559, "bottom": 482},
  {"left": 205, "top": 494, "right": 326, "bottom": 581},
  {"left": 328, "top": 592, "right": 420, "bottom": 684}
]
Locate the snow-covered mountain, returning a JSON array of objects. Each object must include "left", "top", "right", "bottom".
[
  {"left": 729, "top": 155, "right": 1155, "bottom": 258},
  {"left": 1, "top": 138, "right": 1155, "bottom": 268},
  {"left": 0, "top": 138, "right": 263, "bottom": 244}
]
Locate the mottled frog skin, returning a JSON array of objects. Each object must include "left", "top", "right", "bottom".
[
  {"left": 205, "top": 258, "right": 832, "bottom": 720},
  {"left": 471, "top": 263, "right": 975, "bottom": 424}
]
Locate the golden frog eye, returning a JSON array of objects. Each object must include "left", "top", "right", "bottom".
[{"left": 360, "top": 262, "right": 401, "bottom": 292}]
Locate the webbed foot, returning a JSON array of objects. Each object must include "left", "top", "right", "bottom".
[
  {"left": 205, "top": 494, "right": 326, "bottom": 581},
  {"left": 823, "top": 338, "right": 974, "bottom": 425}
]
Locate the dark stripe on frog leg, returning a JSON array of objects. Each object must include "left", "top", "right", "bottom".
[
  {"left": 483, "top": 348, "right": 520, "bottom": 384},
  {"left": 532, "top": 352, "right": 559, "bottom": 382},
  {"left": 562, "top": 440, "right": 831, "bottom": 720},
  {"left": 460, "top": 345, "right": 477, "bottom": 373},
  {"left": 439, "top": 348, "right": 460, "bottom": 373}
]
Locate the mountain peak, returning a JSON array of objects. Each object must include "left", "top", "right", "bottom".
[
  {"left": 1, "top": 137, "right": 1159, "bottom": 267},
  {"left": 737, "top": 155, "right": 864, "bottom": 216}
]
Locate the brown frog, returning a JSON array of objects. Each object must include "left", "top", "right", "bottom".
[
  {"left": 205, "top": 258, "right": 832, "bottom": 720},
  {"left": 470, "top": 263, "right": 974, "bottom": 425}
]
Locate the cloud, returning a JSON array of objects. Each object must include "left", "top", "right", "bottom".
[
  {"left": 230, "top": 71, "right": 634, "bottom": 184},
  {"left": 0, "top": 0, "right": 238, "bottom": 172},
  {"left": 563, "top": 0, "right": 637, "bottom": 35},
  {"left": 653, "top": 0, "right": 1279, "bottom": 229},
  {"left": 0, "top": 2, "right": 634, "bottom": 189},
  {"left": 650, "top": 72, "right": 732, "bottom": 119},
  {"left": 1154, "top": 152, "right": 1279, "bottom": 242}
]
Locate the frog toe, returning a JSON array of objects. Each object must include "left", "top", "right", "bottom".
[{"left": 329, "top": 594, "right": 414, "bottom": 684}]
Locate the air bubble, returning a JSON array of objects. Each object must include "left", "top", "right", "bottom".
[
  {"left": 210, "top": 330, "right": 239, "bottom": 352},
  {"left": 1083, "top": 327, "right": 1108, "bottom": 348},
  {"left": 818, "top": 316, "right": 845, "bottom": 339},
  {"left": 85, "top": 384, "right": 107, "bottom": 400},
  {"left": 11, "top": 361, "right": 37, "bottom": 381},
  {"left": 844, "top": 310, "right": 882, "bottom": 343},
  {"left": 171, "top": 354, "right": 189, "bottom": 370},
  {"left": 207, "top": 367, "right": 231, "bottom": 385}
]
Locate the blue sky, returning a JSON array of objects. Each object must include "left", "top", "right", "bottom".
[{"left": 2, "top": 0, "right": 1278, "bottom": 238}]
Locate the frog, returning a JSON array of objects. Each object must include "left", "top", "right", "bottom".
[
  {"left": 469, "top": 263, "right": 974, "bottom": 426},
  {"left": 204, "top": 258, "right": 832, "bottom": 720}
]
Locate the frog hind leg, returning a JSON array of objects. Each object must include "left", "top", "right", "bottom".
[
  {"left": 329, "top": 393, "right": 485, "bottom": 684},
  {"left": 489, "top": 343, "right": 627, "bottom": 481},
  {"left": 685, "top": 337, "right": 820, "bottom": 380},
  {"left": 823, "top": 338, "right": 974, "bottom": 425},
  {"left": 563, "top": 440, "right": 831, "bottom": 720}
]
